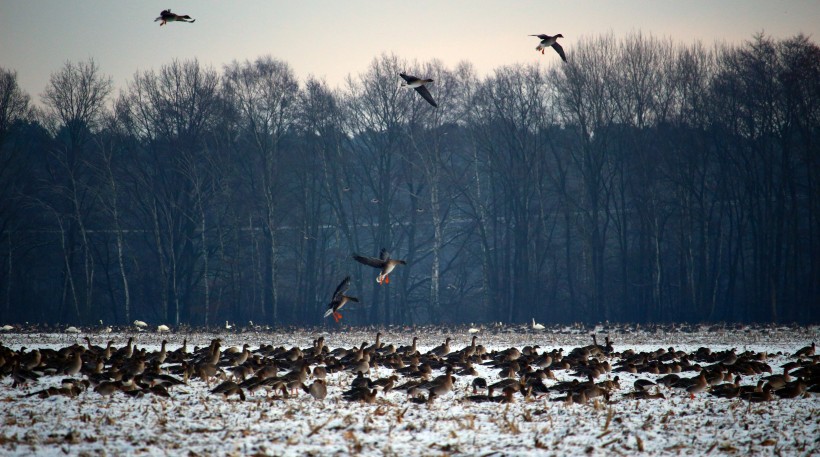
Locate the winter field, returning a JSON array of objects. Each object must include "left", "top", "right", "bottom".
[{"left": 1, "top": 324, "right": 818, "bottom": 456}]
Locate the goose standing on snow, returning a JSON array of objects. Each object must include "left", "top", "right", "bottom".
[
  {"left": 530, "top": 33, "right": 566, "bottom": 61},
  {"left": 399, "top": 73, "right": 438, "bottom": 107},
  {"left": 352, "top": 248, "right": 407, "bottom": 285},
  {"left": 155, "top": 9, "right": 196, "bottom": 26},
  {"left": 532, "top": 318, "right": 545, "bottom": 331},
  {"left": 323, "top": 276, "right": 359, "bottom": 323}
]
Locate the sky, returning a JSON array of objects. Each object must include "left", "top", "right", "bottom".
[{"left": 1, "top": 1, "right": 818, "bottom": 103}]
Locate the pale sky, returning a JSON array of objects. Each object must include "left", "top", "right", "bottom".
[{"left": 1, "top": 1, "right": 818, "bottom": 102}]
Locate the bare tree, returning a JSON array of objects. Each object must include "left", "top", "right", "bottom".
[
  {"left": 552, "top": 35, "right": 619, "bottom": 320},
  {"left": 343, "top": 54, "right": 415, "bottom": 324},
  {"left": 0, "top": 68, "right": 32, "bottom": 319},
  {"left": 40, "top": 59, "right": 112, "bottom": 321},
  {"left": 0, "top": 68, "right": 32, "bottom": 146},
  {"left": 223, "top": 56, "right": 299, "bottom": 324},
  {"left": 119, "top": 59, "right": 221, "bottom": 324}
]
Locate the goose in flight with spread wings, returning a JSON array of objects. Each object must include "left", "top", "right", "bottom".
[
  {"left": 155, "top": 9, "right": 196, "bottom": 26},
  {"left": 399, "top": 73, "right": 438, "bottom": 108},
  {"left": 530, "top": 33, "right": 566, "bottom": 61},
  {"left": 323, "top": 276, "right": 359, "bottom": 323},
  {"left": 352, "top": 248, "right": 407, "bottom": 285}
]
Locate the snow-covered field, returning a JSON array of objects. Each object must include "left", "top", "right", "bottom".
[{"left": 1, "top": 324, "right": 818, "bottom": 456}]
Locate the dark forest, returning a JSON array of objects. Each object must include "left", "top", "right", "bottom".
[{"left": 0, "top": 33, "right": 817, "bottom": 327}]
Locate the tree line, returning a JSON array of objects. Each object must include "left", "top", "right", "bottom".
[{"left": 0, "top": 32, "right": 817, "bottom": 327}]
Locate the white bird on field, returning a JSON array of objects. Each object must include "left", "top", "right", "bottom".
[
  {"left": 468, "top": 326, "right": 480, "bottom": 334},
  {"left": 225, "top": 321, "right": 233, "bottom": 330},
  {"left": 1, "top": 324, "right": 14, "bottom": 331},
  {"left": 134, "top": 320, "right": 148, "bottom": 328},
  {"left": 157, "top": 324, "right": 170, "bottom": 333},
  {"left": 532, "top": 318, "right": 545, "bottom": 331},
  {"left": 66, "top": 326, "right": 81, "bottom": 334}
]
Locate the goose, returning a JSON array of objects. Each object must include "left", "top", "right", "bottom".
[
  {"left": 531, "top": 318, "right": 545, "bottom": 331},
  {"left": 686, "top": 372, "right": 708, "bottom": 398},
  {"left": 157, "top": 324, "right": 170, "bottom": 333},
  {"left": 428, "top": 337, "right": 452, "bottom": 358},
  {"left": 155, "top": 9, "right": 195, "bottom": 26},
  {"left": 351, "top": 371, "right": 372, "bottom": 390},
  {"left": 1, "top": 324, "right": 14, "bottom": 331},
  {"left": 370, "top": 375, "right": 399, "bottom": 392},
  {"left": 633, "top": 379, "right": 656, "bottom": 392},
  {"left": 398, "top": 73, "right": 438, "bottom": 108},
  {"left": 133, "top": 320, "right": 148, "bottom": 329},
  {"left": 211, "top": 380, "right": 246, "bottom": 401},
  {"left": 743, "top": 384, "right": 774, "bottom": 402},
  {"left": 530, "top": 33, "right": 567, "bottom": 61},
  {"left": 773, "top": 379, "right": 807, "bottom": 399},
  {"left": 471, "top": 377, "right": 488, "bottom": 393},
  {"left": 342, "top": 387, "right": 378, "bottom": 403},
  {"left": 352, "top": 248, "right": 407, "bottom": 285},
  {"left": 323, "top": 276, "right": 359, "bottom": 323},
  {"left": 624, "top": 388, "right": 665, "bottom": 400},
  {"left": 65, "top": 326, "right": 81, "bottom": 334},
  {"left": 709, "top": 376, "right": 741, "bottom": 399},
  {"left": 763, "top": 367, "right": 792, "bottom": 390},
  {"left": 794, "top": 342, "right": 816, "bottom": 358},
  {"left": 302, "top": 379, "right": 327, "bottom": 401}
]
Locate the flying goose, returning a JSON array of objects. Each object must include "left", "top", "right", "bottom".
[
  {"left": 323, "top": 276, "right": 359, "bottom": 323},
  {"left": 530, "top": 33, "right": 566, "bottom": 61},
  {"left": 155, "top": 9, "right": 196, "bottom": 26},
  {"left": 399, "top": 73, "right": 438, "bottom": 108},
  {"left": 352, "top": 248, "right": 406, "bottom": 285}
]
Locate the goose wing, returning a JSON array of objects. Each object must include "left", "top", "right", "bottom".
[
  {"left": 399, "top": 72, "right": 419, "bottom": 84},
  {"left": 353, "top": 254, "right": 386, "bottom": 268},
  {"left": 331, "top": 276, "right": 351, "bottom": 301},
  {"left": 414, "top": 85, "right": 438, "bottom": 108},
  {"left": 551, "top": 42, "right": 567, "bottom": 62}
]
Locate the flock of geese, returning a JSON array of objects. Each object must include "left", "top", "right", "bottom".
[
  {"left": 1, "top": 332, "right": 817, "bottom": 407},
  {"left": 151, "top": 8, "right": 567, "bottom": 109}
]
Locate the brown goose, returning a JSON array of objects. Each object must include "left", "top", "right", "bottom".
[
  {"left": 763, "top": 367, "right": 792, "bottom": 390},
  {"left": 303, "top": 379, "right": 327, "bottom": 401},
  {"left": 686, "top": 372, "right": 708, "bottom": 398},
  {"left": 323, "top": 276, "right": 359, "bottom": 323},
  {"left": 529, "top": 33, "right": 566, "bottom": 61},
  {"left": 353, "top": 249, "right": 407, "bottom": 285},
  {"left": 342, "top": 387, "right": 378, "bottom": 403},
  {"left": 774, "top": 379, "right": 807, "bottom": 399},
  {"left": 211, "top": 380, "right": 246, "bottom": 401},
  {"left": 428, "top": 337, "right": 452, "bottom": 358},
  {"left": 794, "top": 342, "right": 816, "bottom": 358},
  {"left": 155, "top": 9, "right": 195, "bottom": 26},
  {"left": 709, "top": 376, "right": 741, "bottom": 399},
  {"left": 398, "top": 74, "right": 438, "bottom": 108}
]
